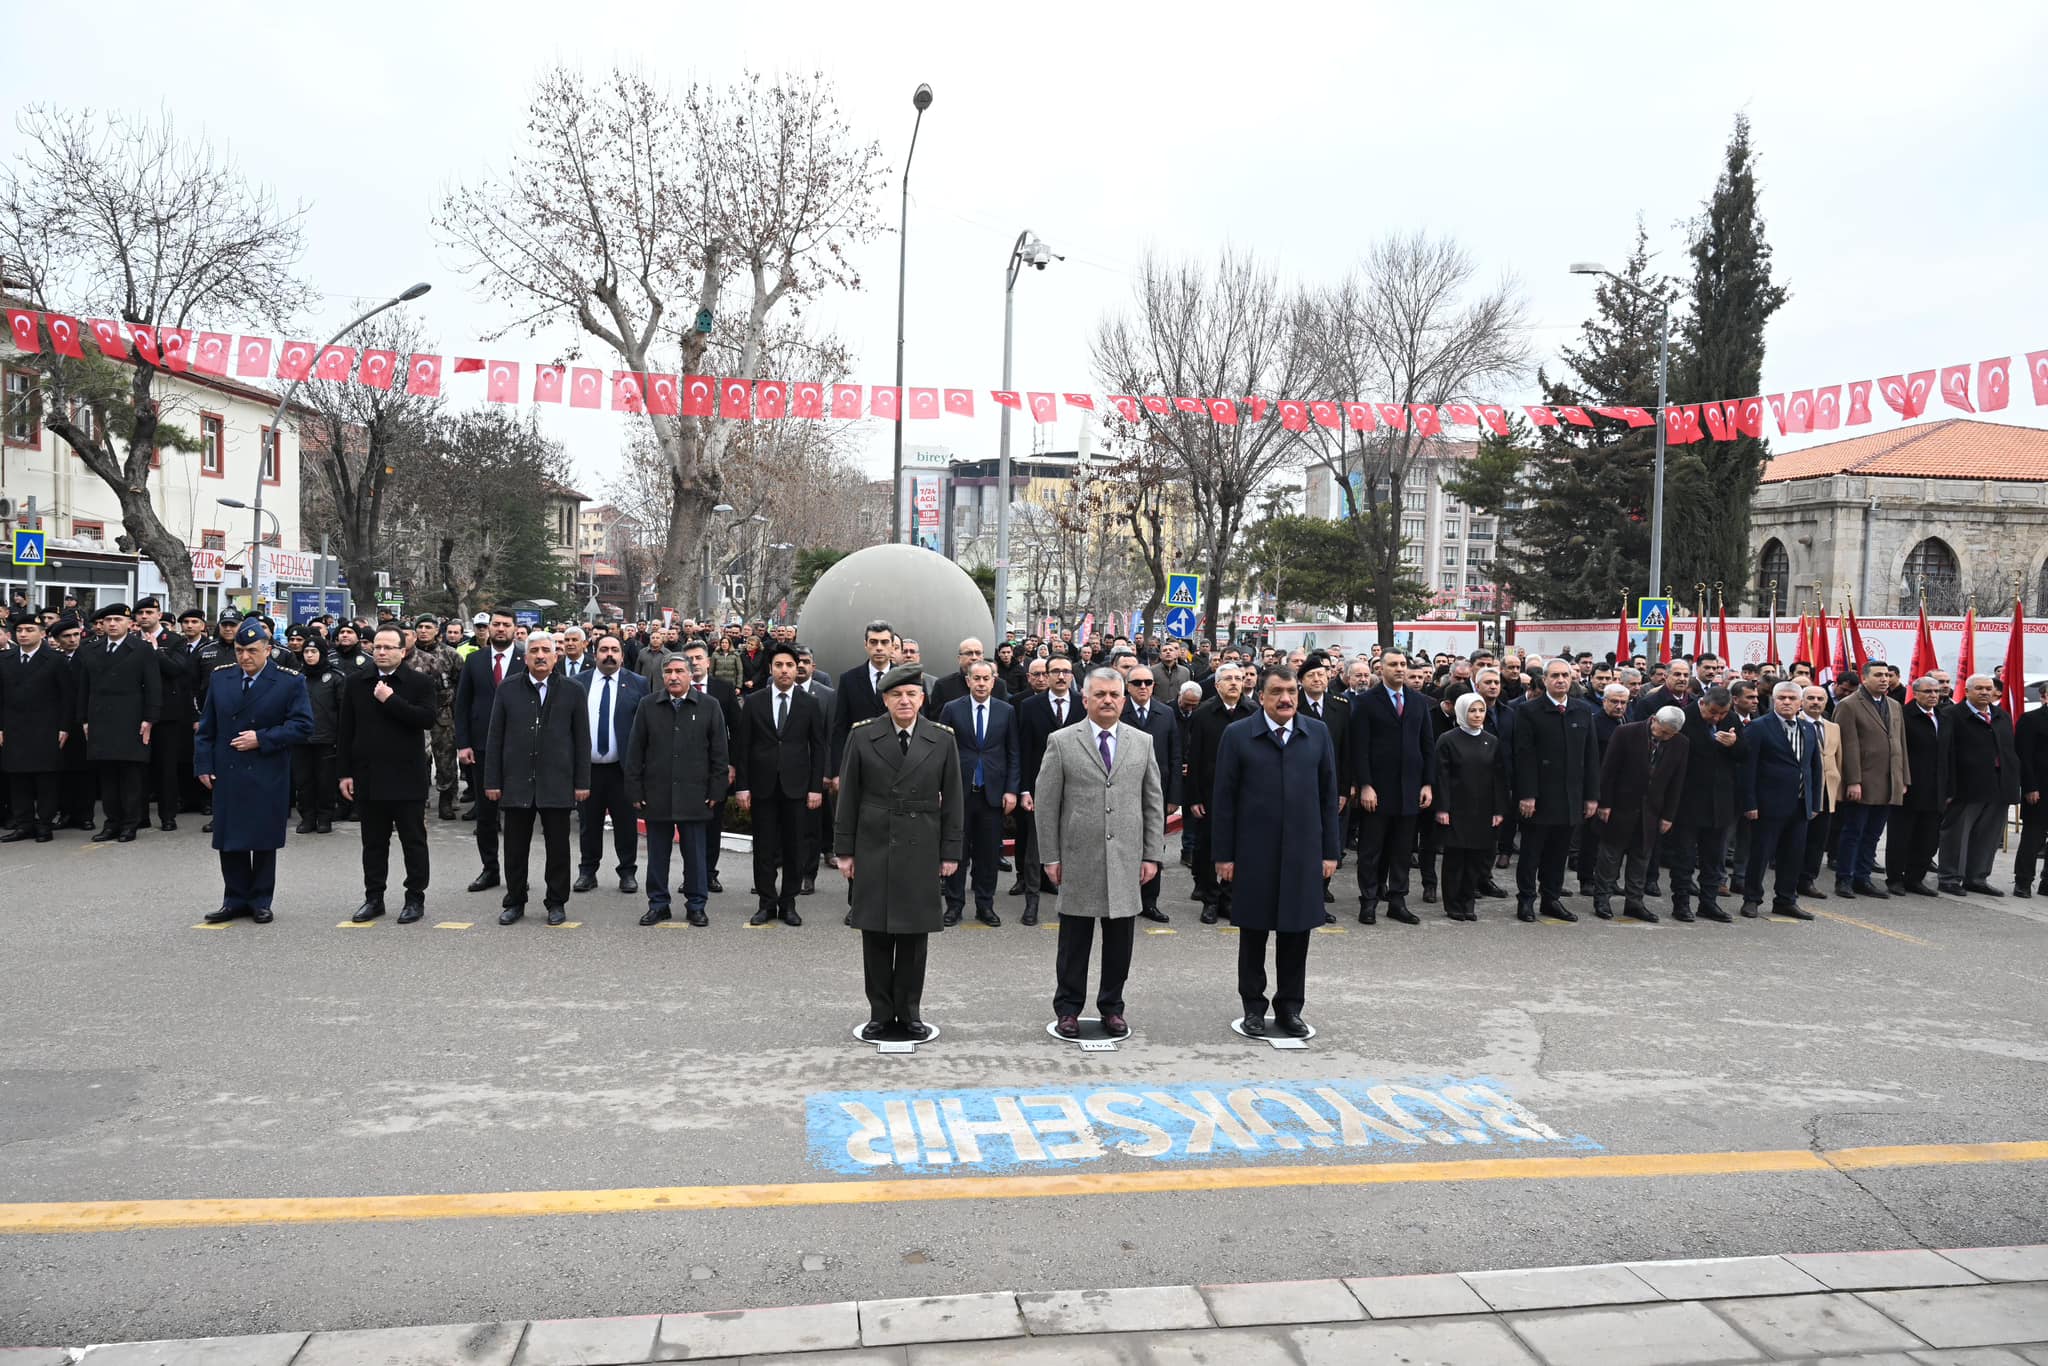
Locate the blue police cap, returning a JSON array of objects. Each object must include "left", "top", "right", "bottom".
[{"left": 233, "top": 621, "right": 272, "bottom": 648}]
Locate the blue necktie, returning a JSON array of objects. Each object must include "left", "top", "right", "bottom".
[{"left": 596, "top": 675, "right": 612, "bottom": 759}]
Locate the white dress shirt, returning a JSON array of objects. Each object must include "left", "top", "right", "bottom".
[{"left": 587, "top": 667, "right": 623, "bottom": 761}]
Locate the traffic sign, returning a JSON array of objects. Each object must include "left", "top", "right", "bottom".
[
  {"left": 1164, "top": 605, "right": 1198, "bottom": 639},
  {"left": 1637, "top": 597, "right": 1672, "bottom": 631},
  {"left": 10, "top": 529, "right": 45, "bottom": 566},
  {"left": 1167, "top": 573, "right": 1201, "bottom": 608}
]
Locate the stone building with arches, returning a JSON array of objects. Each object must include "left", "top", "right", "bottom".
[{"left": 1748, "top": 418, "right": 2048, "bottom": 618}]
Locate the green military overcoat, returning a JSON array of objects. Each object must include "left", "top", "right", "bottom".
[{"left": 834, "top": 714, "right": 965, "bottom": 934}]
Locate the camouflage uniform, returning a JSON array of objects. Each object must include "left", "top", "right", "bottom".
[{"left": 404, "top": 640, "right": 464, "bottom": 815}]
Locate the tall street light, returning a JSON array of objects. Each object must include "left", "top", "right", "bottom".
[
  {"left": 991, "top": 231, "right": 1060, "bottom": 641},
  {"left": 890, "top": 83, "right": 934, "bottom": 545},
  {"left": 1570, "top": 261, "right": 1669, "bottom": 602},
  {"left": 252, "top": 281, "right": 430, "bottom": 622}
]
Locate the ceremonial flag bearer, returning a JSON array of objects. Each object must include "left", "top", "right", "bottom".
[{"left": 195, "top": 621, "right": 314, "bottom": 923}]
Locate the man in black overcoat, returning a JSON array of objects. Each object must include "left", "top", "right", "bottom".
[
  {"left": 1348, "top": 648, "right": 1437, "bottom": 926},
  {"left": 1590, "top": 708, "right": 1690, "bottom": 922},
  {"left": 78, "top": 602, "right": 161, "bottom": 842},
  {"left": 483, "top": 631, "right": 591, "bottom": 925},
  {"left": 1510, "top": 657, "right": 1601, "bottom": 922},
  {"left": 1183, "top": 663, "right": 1254, "bottom": 923},
  {"left": 454, "top": 608, "right": 523, "bottom": 891},
  {"left": 734, "top": 642, "right": 830, "bottom": 926},
  {"left": 339, "top": 625, "right": 440, "bottom": 924},
  {"left": 1886, "top": 674, "right": 1952, "bottom": 895},
  {"left": 1667, "top": 687, "right": 1746, "bottom": 923},
  {"left": 0, "top": 613, "right": 74, "bottom": 841},
  {"left": 1121, "top": 661, "right": 1182, "bottom": 923}
]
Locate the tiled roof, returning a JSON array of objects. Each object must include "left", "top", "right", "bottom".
[{"left": 1761, "top": 418, "right": 2048, "bottom": 483}]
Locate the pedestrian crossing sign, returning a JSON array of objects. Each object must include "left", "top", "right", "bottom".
[
  {"left": 10, "top": 529, "right": 44, "bottom": 566},
  {"left": 1168, "top": 573, "right": 1201, "bottom": 608},
  {"left": 1637, "top": 597, "right": 1671, "bottom": 631}
]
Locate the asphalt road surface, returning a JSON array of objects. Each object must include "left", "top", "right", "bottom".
[{"left": 5, "top": 816, "right": 2048, "bottom": 1347}]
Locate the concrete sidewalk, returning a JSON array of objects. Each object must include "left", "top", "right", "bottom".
[{"left": 11, "top": 1246, "right": 2048, "bottom": 1365}]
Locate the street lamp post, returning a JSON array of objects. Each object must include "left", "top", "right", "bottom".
[
  {"left": 252, "top": 282, "right": 430, "bottom": 622},
  {"left": 991, "top": 231, "right": 1060, "bottom": 642},
  {"left": 1570, "top": 261, "right": 1668, "bottom": 602},
  {"left": 890, "top": 84, "right": 934, "bottom": 545}
]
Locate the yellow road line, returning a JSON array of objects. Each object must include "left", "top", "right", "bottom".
[
  {"left": 4, "top": 1141, "right": 2043, "bottom": 1236},
  {"left": 1811, "top": 907, "right": 1937, "bottom": 947},
  {"left": 433, "top": 922, "right": 472, "bottom": 930}
]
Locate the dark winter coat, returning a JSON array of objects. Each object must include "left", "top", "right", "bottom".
[{"left": 1210, "top": 713, "right": 1342, "bottom": 933}]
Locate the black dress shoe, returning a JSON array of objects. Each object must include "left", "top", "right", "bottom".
[
  {"left": 1199, "top": 907, "right": 1218, "bottom": 924},
  {"left": 687, "top": 906, "right": 709, "bottom": 926},
  {"left": 160, "top": 819, "right": 177, "bottom": 832},
  {"left": 315, "top": 819, "right": 333, "bottom": 834},
  {"left": 1021, "top": 907, "right": 1039, "bottom": 927},
  {"left": 1798, "top": 882, "right": 1828, "bottom": 900},
  {"left": 999, "top": 857, "right": 1014, "bottom": 872},
  {"left": 397, "top": 900, "right": 425, "bottom": 924},
  {"left": 976, "top": 907, "right": 1001, "bottom": 927},
  {"left": 707, "top": 875, "right": 723, "bottom": 894},
  {"left": 844, "top": 909, "right": 855, "bottom": 926},
  {"left": 1939, "top": 881, "right": 1966, "bottom": 895},
  {"left": 1672, "top": 906, "right": 1697, "bottom": 923},
  {"left": 1541, "top": 901, "right": 1578, "bottom": 923},
  {"left": 34, "top": 830, "right": 53, "bottom": 842},
  {"left": 1904, "top": 880, "right": 1938, "bottom": 896},
  {"left": 116, "top": 828, "right": 136, "bottom": 842},
  {"left": 1041, "top": 881, "right": 1058, "bottom": 897},
  {"left": 620, "top": 874, "right": 638, "bottom": 894},
  {"left": 1388, "top": 904, "right": 1420, "bottom": 925},
  {"left": 1516, "top": 903, "right": 1537, "bottom": 923},
  {"left": 1008, "top": 880, "right": 1026, "bottom": 896},
  {"left": 1623, "top": 903, "right": 1659, "bottom": 923},
  {"left": 1592, "top": 901, "right": 1615, "bottom": 920},
  {"left": 467, "top": 870, "right": 501, "bottom": 893},
  {"left": 296, "top": 820, "right": 317, "bottom": 835},
  {"left": 250, "top": 908, "right": 273, "bottom": 924},
  {"left": 460, "top": 807, "right": 477, "bottom": 821},
  {"left": 1773, "top": 902, "right": 1814, "bottom": 920},
  {"left": 203, "top": 905, "right": 250, "bottom": 923},
  {"left": 0, "top": 828, "right": 35, "bottom": 843},
  {"left": 1358, "top": 904, "right": 1377, "bottom": 925},
  {"left": 902, "top": 1021, "right": 932, "bottom": 1042},
  {"left": 941, "top": 908, "right": 961, "bottom": 927},
  {"left": 351, "top": 900, "right": 386, "bottom": 923},
  {"left": 798, "top": 876, "right": 815, "bottom": 895},
  {"left": 201, "top": 820, "right": 213, "bottom": 834},
  {"left": 1055, "top": 1015, "right": 1081, "bottom": 1039},
  {"left": 781, "top": 908, "right": 803, "bottom": 927},
  {"left": 1963, "top": 880, "right": 2004, "bottom": 897},
  {"left": 1478, "top": 880, "right": 1507, "bottom": 899},
  {"left": 750, "top": 908, "right": 776, "bottom": 926},
  {"left": 91, "top": 827, "right": 121, "bottom": 843},
  {"left": 1739, "top": 901, "right": 1761, "bottom": 918},
  {"left": 1834, "top": 881, "right": 1855, "bottom": 898},
  {"left": 639, "top": 906, "right": 672, "bottom": 926},
  {"left": 573, "top": 872, "right": 599, "bottom": 893},
  {"left": 1140, "top": 906, "right": 1170, "bottom": 923},
  {"left": 546, "top": 905, "right": 567, "bottom": 925},
  {"left": 1421, "top": 885, "right": 1438, "bottom": 904},
  {"left": 860, "top": 1021, "right": 891, "bottom": 1041},
  {"left": 1852, "top": 880, "right": 1891, "bottom": 898},
  {"left": 1240, "top": 1015, "right": 1267, "bottom": 1037},
  {"left": 499, "top": 906, "right": 524, "bottom": 925},
  {"left": 1698, "top": 905, "right": 1733, "bottom": 923},
  {"left": 1278, "top": 1013, "right": 1310, "bottom": 1038},
  {"left": 2015, "top": 885, "right": 2033, "bottom": 900}
]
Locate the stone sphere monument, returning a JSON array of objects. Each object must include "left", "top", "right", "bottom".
[{"left": 797, "top": 544, "right": 994, "bottom": 686}]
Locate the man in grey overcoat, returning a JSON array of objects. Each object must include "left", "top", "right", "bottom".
[
  {"left": 484, "top": 632, "right": 592, "bottom": 925},
  {"left": 1037, "top": 667, "right": 1166, "bottom": 1038}
]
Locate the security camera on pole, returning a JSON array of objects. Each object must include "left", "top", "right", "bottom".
[{"left": 992, "top": 231, "right": 1062, "bottom": 641}]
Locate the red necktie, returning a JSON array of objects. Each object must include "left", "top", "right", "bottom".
[
  {"left": 492, "top": 652, "right": 504, "bottom": 687},
  {"left": 1393, "top": 691, "right": 1403, "bottom": 718}
]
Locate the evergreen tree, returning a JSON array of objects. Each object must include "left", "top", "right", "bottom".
[
  {"left": 1671, "top": 113, "right": 1788, "bottom": 608},
  {"left": 492, "top": 498, "right": 565, "bottom": 603}
]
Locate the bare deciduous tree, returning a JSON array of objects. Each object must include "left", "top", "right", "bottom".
[
  {"left": 437, "top": 67, "right": 886, "bottom": 606},
  {"left": 0, "top": 107, "right": 314, "bottom": 606}
]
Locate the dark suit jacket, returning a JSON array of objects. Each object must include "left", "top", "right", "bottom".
[
  {"left": 454, "top": 644, "right": 524, "bottom": 752},
  {"left": 79, "top": 634, "right": 162, "bottom": 763},
  {"left": 943, "top": 694, "right": 1021, "bottom": 808},
  {"left": 1511, "top": 695, "right": 1602, "bottom": 823},
  {"left": 828, "top": 663, "right": 890, "bottom": 779},
  {"left": 483, "top": 673, "right": 592, "bottom": 810},
  {"left": 1348, "top": 685, "right": 1437, "bottom": 814},
  {"left": 1743, "top": 713, "right": 1825, "bottom": 821},
  {"left": 2015, "top": 705, "right": 2048, "bottom": 800},
  {"left": 337, "top": 666, "right": 439, "bottom": 802},
  {"left": 1595, "top": 720, "right": 1691, "bottom": 855},
  {"left": 1674, "top": 701, "right": 1746, "bottom": 828},
  {"left": 1121, "top": 697, "right": 1183, "bottom": 807},
  {"left": 1948, "top": 703, "right": 2021, "bottom": 806},
  {"left": 623, "top": 691, "right": 729, "bottom": 820},
  {"left": 1901, "top": 702, "right": 1954, "bottom": 811},
  {"left": 572, "top": 667, "right": 648, "bottom": 762},
  {"left": 1184, "top": 695, "right": 1253, "bottom": 809},
  {"left": 1211, "top": 714, "right": 1342, "bottom": 934},
  {"left": 1017, "top": 690, "right": 1085, "bottom": 795},
  {"left": 1299, "top": 692, "right": 1348, "bottom": 788},
  {"left": 734, "top": 684, "right": 829, "bottom": 800},
  {"left": 144, "top": 629, "right": 198, "bottom": 724},
  {"left": 925, "top": 668, "right": 1008, "bottom": 718},
  {"left": 0, "top": 646, "right": 76, "bottom": 773}
]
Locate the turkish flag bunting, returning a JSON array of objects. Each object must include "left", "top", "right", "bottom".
[
  {"left": 4, "top": 309, "right": 39, "bottom": 353},
  {"left": 1557, "top": 406, "right": 1593, "bottom": 427},
  {"left": 129, "top": 325, "right": 161, "bottom": 367},
  {"left": 1207, "top": 398, "right": 1239, "bottom": 425},
  {"left": 157, "top": 328, "right": 193, "bottom": 372},
  {"left": 721, "top": 378, "right": 754, "bottom": 420},
  {"left": 991, "top": 390, "right": 1023, "bottom": 410},
  {"left": 357, "top": 348, "right": 396, "bottom": 389},
  {"left": 1278, "top": 400, "right": 1307, "bottom": 431},
  {"left": 1939, "top": 364, "right": 1975, "bottom": 412},
  {"left": 685, "top": 375, "right": 718, "bottom": 416},
  {"left": 1680, "top": 405, "right": 1704, "bottom": 443},
  {"left": 1343, "top": 401, "right": 1377, "bottom": 432},
  {"left": 1524, "top": 405, "right": 1560, "bottom": 427},
  {"left": 1877, "top": 371, "right": 1935, "bottom": 418},
  {"left": 792, "top": 382, "right": 824, "bottom": 418},
  {"left": 1734, "top": 397, "right": 1765, "bottom": 438},
  {"left": 46, "top": 315, "right": 87, "bottom": 360},
  {"left": 1375, "top": 402, "right": 1407, "bottom": 429},
  {"left": 829, "top": 384, "right": 862, "bottom": 419},
  {"left": 451, "top": 357, "right": 484, "bottom": 375},
  {"left": 235, "top": 336, "right": 270, "bottom": 377},
  {"left": 1442, "top": 401, "right": 1478, "bottom": 426},
  {"left": 1616, "top": 406, "right": 1654, "bottom": 427},
  {"left": 1028, "top": 392, "right": 1058, "bottom": 424},
  {"left": 2027, "top": 351, "right": 2048, "bottom": 406},
  {"left": 1246, "top": 396, "right": 1268, "bottom": 422},
  {"left": 1812, "top": 386, "right": 1841, "bottom": 430},
  {"left": 1172, "top": 397, "right": 1202, "bottom": 415},
  {"left": 534, "top": 365, "right": 565, "bottom": 403},
  {"left": 314, "top": 346, "right": 355, "bottom": 383},
  {"left": 943, "top": 388, "right": 975, "bottom": 418},
  {"left": 1410, "top": 405, "right": 1442, "bottom": 436},
  {"left": 405, "top": 354, "right": 442, "bottom": 397},
  {"left": 1787, "top": 389, "right": 1814, "bottom": 434},
  {"left": 757, "top": 381, "right": 790, "bottom": 418},
  {"left": 608, "top": 371, "right": 642, "bottom": 413},
  {"left": 1702, "top": 401, "right": 1731, "bottom": 441},
  {"left": 569, "top": 367, "right": 602, "bottom": 409},
  {"left": 275, "top": 340, "right": 315, "bottom": 382},
  {"left": 1765, "top": 394, "right": 1787, "bottom": 433},
  {"left": 1846, "top": 380, "right": 1873, "bottom": 425},
  {"left": 645, "top": 374, "right": 679, "bottom": 415},
  {"left": 1141, "top": 396, "right": 1170, "bottom": 416},
  {"left": 1309, "top": 401, "right": 1340, "bottom": 429},
  {"left": 87, "top": 319, "right": 129, "bottom": 358},
  {"left": 906, "top": 387, "right": 939, "bottom": 419},
  {"left": 483, "top": 362, "right": 520, "bottom": 404},
  {"left": 1477, "top": 404, "right": 1509, "bottom": 435},
  {"left": 1663, "top": 406, "right": 1692, "bottom": 445},
  {"left": 1108, "top": 395, "right": 1139, "bottom": 422},
  {"left": 1978, "top": 357, "right": 2010, "bottom": 412},
  {"left": 868, "top": 385, "right": 900, "bottom": 420},
  {"left": 1062, "top": 392, "right": 1095, "bottom": 411}
]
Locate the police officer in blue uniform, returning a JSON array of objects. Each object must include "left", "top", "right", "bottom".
[{"left": 196, "top": 620, "right": 314, "bottom": 923}]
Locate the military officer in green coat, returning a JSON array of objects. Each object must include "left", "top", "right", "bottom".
[{"left": 835, "top": 664, "right": 964, "bottom": 1041}]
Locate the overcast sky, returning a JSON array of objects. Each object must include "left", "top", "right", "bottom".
[{"left": 9, "top": 0, "right": 2046, "bottom": 499}]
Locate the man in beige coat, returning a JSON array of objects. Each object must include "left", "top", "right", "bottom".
[
  {"left": 1831, "top": 660, "right": 1909, "bottom": 897},
  {"left": 1038, "top": 666, "right": 1166, "bottom": 1039}
]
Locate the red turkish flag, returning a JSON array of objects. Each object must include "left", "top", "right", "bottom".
[
  {"left": 1734, "top": 397, "right": 1765, "bottom": 438},
  {"left": 1524, "top": 405, "right": 1560, "bottom": 427},
  {"left": 453, "top": 357, "right": 486, "bottom": 375},
  {"left": 234, "top": 336, "right": 270, "bottom": 377},
  {"left": 2026, "top": 351, "right": 2048, "bottom": 405},
  {"left": 685, "top": 376, "right": 718, "bottom": 416},
  {"left": 1557, "top": 406, "right": 1592, "bottom": 427},
  {"left": 1063, "top": 392, "right": 1095, "bottom": 411},
  {"left": 1207, "top": 398, "right": 1239, "bottom": 425},
  {"left": 128, "top": 325, "right": 161, "bottom": 367},
  {"left": 1939, "top": 365, "right": 1975, "bottom": 412},
  {"left": 645, "top": 373, "right": 679, "bottom": 415},
  {"left": 487, "top": 362, "right": 522, "bottom": 404},
  {"left": 355, "top": 347, "right": 395, "bottom": 390},
  {"left": 87, "top": 319, "right": 129, "bottom": 357},
  {"left": 721, "top": 378, "right": 753, "bottom": 419},
  {"left": 1616, "top": 406, "right": 1654, "bottom": 427},
  {"left": 1108, "top": 395, "right": 1139, "bottom": 422},
  {"left": 1680, "top": 404, "right": 1704, "bottom": 443},
  {"left": 1172, "top": 397, "right": 1202, "bottom": 415},
  {"left": 405, "top": 354, "right": 443, "bottom": 397},
  {"left": 1246, "top": 396, "right": 1269, "bottom": 422},
  {"left": 868, "top": 385, "right": 900, "bottom": 420},
  {"left": 1787, "top": 389, "right": 1814, "bottom": 434},
  {"left": 610, "top": 371, "right": 644, "bottom": 412},
  {"left": 1410, "top": 405, "right": 1442, "bottom": 436},
  {"left": 1140, "top": 396, "right": 1170, "bottom": 416},
  {"left": 1308, "top": 401, "right": 1340, "bottom": 429},
  {"left": 1846, "top": 380, "right": 1873, "bottom": 425},
  {"left": 1663, "top": 406, "right": 1691, "bottom": 444},
  {"left": 1028, "top": 392, "right": 1058, "bottom": 424},
  {"left": 4, "top": 309, "right": 39, "bottom": 353},
  {"left": 830, "top": 384, "right": 862, "bottom": 418},
  {"left": 1765, "top": 394, "right": 1788, "bottom": 433},
  {"left": 1978, "top": 357, "right": 2011, "bottom": 412},
  {"left": 275, "top": 340, "right": 315, "bottom": 381},
  {"left": 906, "top": 387, "right": 939, "bottom": 419},
  {"left": 46, "top": 314, "right": 87, "bottom": 359},
  {"left": 1878, "top": 371, "right": 1935, "bottom": 418},
  {"left": 1343, "top": 401, "right": 1377, "bottom": 431},
  {"left": 1375, "top": 403, "right": 1407, "bottom": 429},
  {"left": 157, "top": 328, "right": 193, "bottom": 372},
  {"left": 1277, "top": 400, "right": 1308, "bottom": 431},
  {"left": 1812, "top": 386, "right": 1842, "bottom": 430},
  {"left": 1442, "top": 401, "right": 1478, "bottom": 426},
  {"left": 991, "top": 390, "right": 1023, "bottom": 410},
  {"left": 569, "top": 366, "right": 602, "bottom": 408},
  {"left": 314, "top": 346, "right": 356, "bottom": 383},
  {"left": 943, "top": 388, "right": 975, "bottom": 417},
  {"left": 792, "top": 382, "right": 824, "bottom": 418},
  {"left": 1477, "top": 404, "right": 1508, "bottom": 435},
  {"left": 757, "top": 381, "right": 790, "bottom": 418},
  {"left": 534, "top": 365, "right": 565, "bottom": 403},
  {"left": 1701, "top": 400, "right": 1731, "bottom": 441}
]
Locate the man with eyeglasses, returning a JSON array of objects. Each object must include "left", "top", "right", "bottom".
[
  {"left": 1122, "top": 664, "right": 1181, "bottom": 923},
  {"left": 1017, "top": 656, "right": 1085, "bottom": 925}
]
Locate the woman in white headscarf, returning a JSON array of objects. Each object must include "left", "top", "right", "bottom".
[{"left": 1432, "top": 691, "right": 1509, "bottom": 922}]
